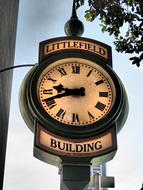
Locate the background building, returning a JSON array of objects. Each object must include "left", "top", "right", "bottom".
[
  {"left": 89, "top": 164, "right": 107, "bottom": 190},
  {"left": 0, "top": 0, "right": 19, "bottom": 189}
]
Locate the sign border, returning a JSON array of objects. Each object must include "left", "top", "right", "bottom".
[
  {"left": 34, "top": 122, "right": 117, "bottom": 158},
  {"left": 39, "top": 36, "right": 112, "bottom": 66}
]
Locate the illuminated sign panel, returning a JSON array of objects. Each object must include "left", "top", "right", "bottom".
[
  {"left": 35, "top": 125, "right": 117, "bottom": 158},
  {"left": 39, "top": 37, "right": 112, "bottom": 66},
  {"left": 43, "top": 40, "right": 108, "bottom": 59}
]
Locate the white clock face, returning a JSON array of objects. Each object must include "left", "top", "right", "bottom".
[{"left": 37, "top": 58, "right": 116, "bottom": 126}]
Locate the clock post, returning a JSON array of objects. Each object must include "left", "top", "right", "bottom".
[{"left": 19, "top": 1, "right": 129, "bottom": 190}]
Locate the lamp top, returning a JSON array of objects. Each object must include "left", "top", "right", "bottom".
[{"left": 64, "top": 0, "right": 84, "bottom": 37}]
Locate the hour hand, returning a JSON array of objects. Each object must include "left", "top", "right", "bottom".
[{"left": 53, "top": 84, "right": 64, "bottom": 93}]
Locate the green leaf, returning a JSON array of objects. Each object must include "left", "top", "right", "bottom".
[
  {"left": 85, "top": 10, "right": 96, "bottom": 22},
  {"left": 100, "top": 24, "right": 107, "bottom": 33},
  {"left": 83, "top": 0, "right": 143, "bottom": 67}
]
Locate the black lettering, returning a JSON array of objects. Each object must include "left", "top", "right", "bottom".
[
  {"left": 93, "top": 45, "right": 97, "bottom": 53},
  {"left": 99, "top": 92, "right": 108, "bottom": 97},
  {"left": 73, "top": 41, "right": 79, "bottom": 48},
  {"left": 51, "top": 43, "right": 55, "bottom": 51},
  {"left": 63, "top": 42, "right": 67, "bottom": 48},
  {"left": 87, "top": 43, "right": 93, "bottom": 51},
  {"left": 87, "top": 70, "right": 93, "bottom": 77},
  {"left": 57, "top": 68, "right": 67, "bottom": 76},
  {"left": 95, "top": 141, "right": 102, "bottom": 150},
  {"left": 46, "top": 45, "right": 52, "bottom": 52},
  {"left": 46, "top": 99, "right": 57, "bottom": 109},
  {"left": 87, "top": 143, "right": 94, "bottom": 151},
  {"left": 68, "top": 143, "right": 75, "bottom": 152},
  {"left": 95, "top": 80, "right": 104, "bottom": 86},
  {"left": 99, "top": 48, "right": 106, "bottom": 55},
  {"left": 68, "top": 41, "right": 74, "bottom": 48},
  {"left": 47, "top": 76, "right": 57, "bottom": 83},
  {"left": 84, "top": 42, "right": 88, "bottom": 50},
  {"left": 95, "top": 101, "right": 106, "bottom": 111},
  {"left": 50, "top": 140, "right": 102, "bottom": 153},
  {"left": 83, "top": 144, "right": 87, "bottom": 152},
  {"left": 72, "top": 65, "right": 80, "bottom": 74},
  {"left": 76, "top": 144, "right": 83, "bottom": 152},
  {"left": 56, "top": 109, "right": 66, "bottom": 119},
  {"left": 50, "top": 139, "right": 57, "bottom": 148},
  {"left": 43, "top": 89, "right": 53, "bottom": 95},
  {"left": 58, "top": 42, "right": 65, "bottom": 48},
  {"left": 65, "top": 143, "right": 75, "bottom": 152},
  {"left": 54, "top": 42, "right": 60, "bottom": 50},
  {"left": 58, "top": 141, "right": 65, "bottom": 150},
  {"left": 65, "top": 143, "right": 69, "bottom": 151},
  {"left": 72, "top": 113, "right": 80, "bottom": 122},
  {"left": 79, "top": 42, "right": 85, "bottom": 49},
  {"left": 88, "top": 111, "right": 95, "bottom": 120},
  {"left": 50, "top": 42, "right": 61, "bottom": 51}
]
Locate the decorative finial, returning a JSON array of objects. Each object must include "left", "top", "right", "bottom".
[
  {"left": 64, "top": 0, "right": 84, "bottom": 37},
  {"left": 71, "top": 0, "right": 78, "bottom": 19}
]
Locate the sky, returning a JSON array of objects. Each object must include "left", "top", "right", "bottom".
[{"left": 3, "top": 0, "right": 143, "bottom": 189}]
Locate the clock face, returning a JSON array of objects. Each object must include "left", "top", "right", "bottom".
[{"left": 37, "top": 58, "right": 116, "bottom": 126}]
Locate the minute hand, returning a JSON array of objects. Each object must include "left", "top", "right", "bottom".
[
  {"left": 43, "top": 91, "right": 72, "bottom": 102},
  {"left": 42, "top": 87, "right": 85, "bottom": 102}
]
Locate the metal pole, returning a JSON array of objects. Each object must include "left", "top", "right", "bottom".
[
  {"left": 60, "top": 164, "right": 90, "bottom": 190},
  {"left": 94, "top": 172, "right": 101, "bottom": 190}
]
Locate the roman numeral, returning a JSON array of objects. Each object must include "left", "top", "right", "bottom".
[
  {"left": 43, "top": 89, "right": 53, "bottom": 95},
  {"left": 95, "top": 101, "right": 106, "bottom": 111},
  {"left": 56, "top": 109, "right": 66, "bottom": 119},
  {"left": 95, "top": 80, "right": 104, "bottom": 86},
  {"left": 99, "top": 92, "right": 108, "bottom": 97},
  {"left": 45, "top": 99, "right": 57, "bottom": 109},
  {"left": 72, "top": 113, "right": 80, "bottom": 122},
  {"left": 88, "top": 111, "right": 95, "bottom": 120},
  {"left": 72, "top": 65, "right": 80, "bottom": 74},
  {"left": 57, "top": 68, "right": 67, "bottom": 76},
  {"left": 87, "top": 70, "right": 93, "bottom": 77},
  {"left": 46, "top": 76, "right": 57, "bottom": 83}
]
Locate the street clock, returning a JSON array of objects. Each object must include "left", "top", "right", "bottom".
[{"left": 19, "top": 37, "right": 128, "bottom": 166}]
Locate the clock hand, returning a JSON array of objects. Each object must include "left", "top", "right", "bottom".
[
  {"left": 53, "top": 84, "right": 64, "bottom": 93},
  {"left": 42, "top": 87, "right": 85, "bottom": 102},
  {"left": 72, "top": 87, "right": 85, "bottom": 96},
  {"left": 43, "top": 91, "right": 71, "bottom": 102},
  {"left": 53, "top": 84, "right": 85, "bottom": 95}
]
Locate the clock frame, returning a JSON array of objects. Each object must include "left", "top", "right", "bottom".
[
  {"left": 37, "top": 58, "right": 115, "bottom": 126},
  {"left": 23, "top": 51, "right": 125, "bottom": 138}
]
